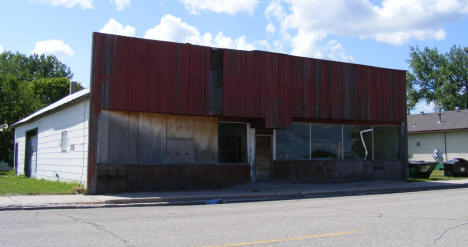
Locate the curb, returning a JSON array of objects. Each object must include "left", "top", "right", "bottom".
[{"left": 1, "top": 183, "right": 468, "bottom": 211}]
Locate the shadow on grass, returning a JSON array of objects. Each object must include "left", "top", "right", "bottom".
[{"left": 409, "top": 169, "right": 468, "bottom": 182}]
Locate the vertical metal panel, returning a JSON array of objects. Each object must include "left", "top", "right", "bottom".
[
  {"left": 96, "top": 33, "right": 211, "bottom": 116},
  {"left": 90, "top": 33, "right": 407, "bottom": 149}
]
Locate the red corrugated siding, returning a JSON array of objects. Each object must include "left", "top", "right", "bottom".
[{"left": 91, "top": 32, "right": 406, "bottom": 129}]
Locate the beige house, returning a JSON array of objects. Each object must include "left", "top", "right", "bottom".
[{"left": 408, "top": 109, "right": 468, "bottom": 162}]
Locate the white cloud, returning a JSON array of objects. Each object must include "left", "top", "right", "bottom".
[
  {"left": 265, "top": 22, "right": 276, "bottom": 34},
  {"left": 99, "top": 18, "right": 136, "bottom": 37},
  {"left": 323, "top": 40, "right": 355, "bottom": 62},
  {"left": 32, "top": 40, "right": 75, "bottom": 59},
  {"left": 0, "top": 44, "right": 3, "bottom": 53},
  {"left": 411, "top": 101, "right": 435, "bottom": 114},
  {"left": 181, "top": 0, "right": 258, "bottom": 15},
  {"left": 144, "top": 14, "right": 258, "bottom": 50},
  {"left": 110, "top": 0, "right": 130, "bottom": 11},
  {"left": 266, "top": 0, "right": 468, "bottom": 61},
  {"left": 31, "top": 0, "right": 93, "bottom": 9}
]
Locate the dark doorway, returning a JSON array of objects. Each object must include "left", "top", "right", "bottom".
[
  {"left": 25, "top": 129, "right": 38, "bottom": 178},
  {"left": 255, "top": 135, "right": 272, "bottom": 181}
]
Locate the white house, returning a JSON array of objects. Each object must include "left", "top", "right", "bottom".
[
  {"left": 12, "top": 89, "right": 90, "bottom": 185},
  {"left": 408, "top": 109, "right": 468, "bottom": 162}
]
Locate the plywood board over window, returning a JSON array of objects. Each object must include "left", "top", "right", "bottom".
[
  {"left": 138, "top": 113, "right": 167, "bottom": 164},
  {"left": 97, "top": 110, "right": 218, "bottom": 165},
  {"left": 166, "top": 115, "right": 195, "bottom": 164}
]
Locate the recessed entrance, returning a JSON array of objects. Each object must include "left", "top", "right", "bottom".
[{"left": 255, "top": 135, "right": 272, "bottom": 181}]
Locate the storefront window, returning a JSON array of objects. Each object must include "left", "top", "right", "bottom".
[
  {"left": 310, "top": 123, "right": 342, "bottom": 159},
  {"left": 343, "top": 125, "right": 373, "bottom": 160},
  {"left": 276, "top": 123, "right": 310, "bottom": 160},
  {"left": 275, "top": 123, "right": 401, "bottom": 161},
  {"left": 374, "top": 126, "right": 400, "bottom": 160}
]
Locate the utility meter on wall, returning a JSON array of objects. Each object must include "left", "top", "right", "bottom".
[{"left": 433, "top": 148, "right": 443, "bottom": 162}]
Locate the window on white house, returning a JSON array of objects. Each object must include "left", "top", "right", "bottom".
[{"left": 61, "top": 131, "right": 67, "bottom": 152}]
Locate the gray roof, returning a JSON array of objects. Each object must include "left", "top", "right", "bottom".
[
  {"left": 408, "top": 109, "right": 468, "bottom": 133},
  {"left": 12, "top": 88, "right": 90, "bottom": 127}
]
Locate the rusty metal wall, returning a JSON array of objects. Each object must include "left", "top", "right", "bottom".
[
  {"left": 91, "top": 33, "right": 211, "bottom": 116},
  {"left": 222, "top": 50, "right": 407, "bottom": 128},
  {"left": 91, "top": 32, "right": 406, "bottom": 128}
]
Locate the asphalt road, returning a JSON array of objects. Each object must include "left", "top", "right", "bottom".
[{"left": 1, "top": 188, "right": 468, "bottom": 247}]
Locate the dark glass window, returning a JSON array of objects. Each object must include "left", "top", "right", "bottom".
[
  {"left": 276, "top": 123, "right": 310, "bottom": 160},
  {"left": 343, "top": 125, "right": 373, "bottom": 160},
  {"left": 219, "top": 123, "right": 247, "bottom": 163},
  {"left": 374, "top": 126, "right": 401, "bottom": 160},
  {"left": 310, "top": 123, "right": 342, "bottom": 159}
]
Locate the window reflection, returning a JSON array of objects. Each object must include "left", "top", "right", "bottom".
[
  {"left": 374, "top": 126, "right": 400, "bottom": 160},
  {"left": 343, "top": 125, "right": 372, "bottom": 160},
  {"left": 274, "top": 122, "right": 401, "bottom": 161},
  {"left": 276, "top": 123, "right": 309, "bottom": 160},
  {"left": 310, "top": 123, "right": 341, "bottom": 159}
]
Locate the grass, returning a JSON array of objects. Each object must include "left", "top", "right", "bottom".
[
  {"left": 409, "top": 169, "right": 468, "bottom": 182},
  {"left": 0, "top": 171, "right": 85, "bottom": 195}
]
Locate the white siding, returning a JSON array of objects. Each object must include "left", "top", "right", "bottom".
[
  {"left": 14, "top": 99, "right": 89, "bottom": 186},
  {"left": 408, "top": 132, "right": 445, "bottom": 162},
  {"left": 446, "top": 130, "right": 468, "bottom": 160},
  {"left": 408, "top": 130, "right": 468, "bottom": 162}
]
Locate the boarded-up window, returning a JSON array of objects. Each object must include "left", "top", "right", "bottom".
[
  {"left": 219, "top": 123, "right": 247, "bottom": 163},
  {"left": 61, "top": 131, "right": 67, "bottom": 152}
]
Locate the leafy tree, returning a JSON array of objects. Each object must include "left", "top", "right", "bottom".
[
  {"left": 0, "top": 52, "right": 73, "bottom": 81},
  {"left": 406, "top": 45, "right": 468, "bottom": 112},
  {"left": 31, "top": 77, "right": 83, "bottom": 106},
  {"left": 0, "top": 51, "right": 78, "bottom": 166}
]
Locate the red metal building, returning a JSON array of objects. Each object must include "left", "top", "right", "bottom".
[{"left": 88, "top": 33, "right": 407, "bottom": 194}]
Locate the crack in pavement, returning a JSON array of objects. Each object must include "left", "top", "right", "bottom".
[
  {"left": 33, "top": 212, "right": 40, "bottom": 219},
  {"left": 57, "top": 213, "right": 133, "bottom": 247},
  {"left": 433, "top": 222, "right": 468, "bottom": 245}
]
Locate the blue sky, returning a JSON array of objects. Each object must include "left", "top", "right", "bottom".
[{"left": 1, "top": 0, "right": 467, "bottom": 113}]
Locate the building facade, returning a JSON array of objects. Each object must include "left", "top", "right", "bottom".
[
  {"left": 14, "top": 32, "right": 407, "bottom": 194},
  {"left": 408, "top": 109, "right": 468, "bottom": 162},
  {"left": 13, "top": 90, "right": 89, "bottom": 184}
]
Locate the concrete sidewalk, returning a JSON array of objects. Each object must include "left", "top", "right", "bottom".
[{"left": 2, "top": 179, "right": 468, "bottom": 211}]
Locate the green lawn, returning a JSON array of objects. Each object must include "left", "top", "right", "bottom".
[
  {"left": 409, "top": 169, "right": 468, "bottom": 182},
  {"left": 0, "top": 173, "right": 85, "bottom": 195}
]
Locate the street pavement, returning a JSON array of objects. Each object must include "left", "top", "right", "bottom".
[
  {"left": 1, "top": 179, "right": 468, "bottom": 210},
  {"left": 1, "top": 188, "right": 468, "bottom": 246}
]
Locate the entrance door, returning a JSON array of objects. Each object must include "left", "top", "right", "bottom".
[
  {"left": 255, "top": 135, "right": 272, "bottom": 181},
  {"left": 25, "top": 129, "right": 38, "bottom": 178}
]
